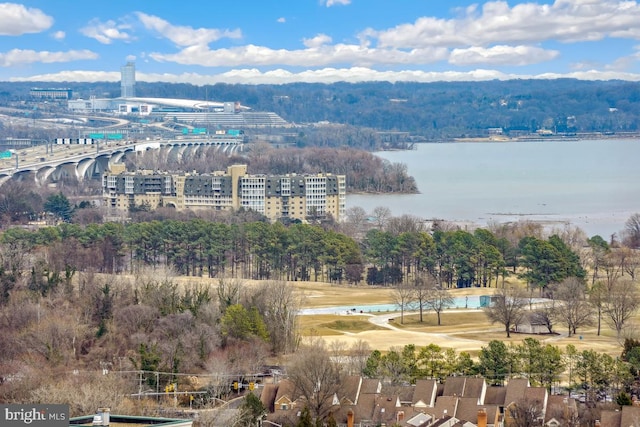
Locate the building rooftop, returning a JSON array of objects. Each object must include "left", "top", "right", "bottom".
[
  {"left": 69, "top": 414, "right": 192, "bottom": 427},
  {"left": 122, "top": 97, "right": 250, "bottom": 111}
]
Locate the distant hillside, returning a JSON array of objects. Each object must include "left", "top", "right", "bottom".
[{"left": 1, "top": 79, "right": 639, "bottom": 140}]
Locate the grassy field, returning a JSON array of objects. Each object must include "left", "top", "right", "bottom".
[
  {"left": 298, "top": 314, "right": 389, "bottom": 336},
  {"left": 165, "top": 274, "right": 628, "bottom": 356},
  {"left": 291, "top": 280, "right": 628, "bottom": 357}
]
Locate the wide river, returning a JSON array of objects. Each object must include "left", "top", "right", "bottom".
[{"left": 347, "top": 139, "right": 640, "bottom": 239}]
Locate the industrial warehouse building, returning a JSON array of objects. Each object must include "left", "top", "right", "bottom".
[{"left": 103, "top": 164, "right": 346, "bottom": 222}]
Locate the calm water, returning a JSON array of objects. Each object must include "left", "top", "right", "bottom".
[{"left": 348, "top": 139, "right": 640, "bottom": 238}]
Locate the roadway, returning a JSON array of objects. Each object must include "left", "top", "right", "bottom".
[
  {"left": 0, "top": 140, "right": 136, "bottom": 175},
  {"left": 0, "top": 134, "right": 245, "bottom": 183}
]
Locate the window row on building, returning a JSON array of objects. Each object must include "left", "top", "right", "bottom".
[
  {"left": 102, "top": 164, "right": 346, "bottom": 222},
  {"left": 29, "top": 88, "right": 73, "bottom": 99}
]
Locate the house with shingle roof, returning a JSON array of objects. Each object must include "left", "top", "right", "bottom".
[
  {"left": 340, "top": 375, "right": 363, "bottom": 405},
  {"left": 261, "top": 375, "right": 573, "bottom": 427},
  {"left": 430, "top": 395, "right": 459, "bottom": 420},
  {"left": 413, "top": 379, "right": 438, "bottom": 408},
  {"left": 260, "top": 383, "right": 278, "bottom": 413},
  {"left": 443, "top": 376, "right": 467, "bottom": 397},
  {"left": 484, "top": 386, "right": 507, "bottom": 406},
  {"left": 462, "top": 378, "right": 487, "bottom": 401},
  {"left": 503, "top": 378, "right": 530, "bottom": 407},
  {"left": 543, "top": 394, "right": 578, "bottom": 426},
  {"left": 599, "top": 405, "right": 640, "bottom": 427}
]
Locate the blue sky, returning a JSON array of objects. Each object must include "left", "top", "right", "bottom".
[{"left": 1, "top": 0, "right": 640, "bottom": 84}]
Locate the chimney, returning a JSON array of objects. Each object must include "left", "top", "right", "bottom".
[
  {"left": 594, "top": 420, "right": 601, "bottom": 427},
  {"left": 477, "top": 408, "right": 487, "bottom": 427},
  {"left": 347, "top": 409, "right": 354, "bottom": 427},
  {"left": 397, "top": 411, "right": 404, "bottom": 422}
]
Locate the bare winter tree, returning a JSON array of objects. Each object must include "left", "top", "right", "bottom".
[
  {"left": 623, "top": 213, "right": 640, "bottom": 249},
  {"left": 602, "top": 250, "right": 624, "bottom": 288},
  {"left": 328, "top": 340, "right": 347, "bottom": 360},
  {"left": 507, "top": 398, "right": 545, "bottom": 427},
  {"left": 286, "top": 339, "right": 343, "bottom": 423},
  {"left": 29, "top": 371, "right": 132, "bottom": 417},
  {"left": 224, "top": 339, "right": 270, "bottom": 378},
  {"left": 423, "top": 284, "right": 454, "bottom": 326},
  {"left": 552, "top": 224, "right": 588, "bottom": 255},
  {"left": 551, "top": 277, "right": 594, "bottom": 337},
  {"left": 0, "top": 237, "right": 31, "bottom": 305},
  {"left": 393, "top": 281, "right": 417, "bottom": 324},
  {"left": 589, "top": 281, "right": 607, "bottom": 336},
  {"left": 347, "top": 340, "right": 371, "bottom": 376},
  {"left": 413, "top": 272, "right": 438, "bottom": 322},
  {"left": 531, "top": 303, "right": 555, "bottom": 334},
  {"left": 251, "top": 280, "right": 302, "bottom": 354},
  {"left": 603, "top": 278, "right": 640, "bottom": 337},
  {"left": 619, "top": 247, "right": 640, "bottom": 280},
  {"left": 216, "top": 278, "right": 244, "bottom": 313},
  {"left": 371, "top": 206, "right": 392, "bottom": 230},
  {"left": 483, "top": 286, "right": 528, "bottom": 338},
  {"left": 206, "top": 356, "right": 235, "bottom": 401},
  {"left": 342, "top": 206, "right": 368, "bottom": 240},
  {"left": 386, "top": 214, "right": 425, "bottom": 235}
]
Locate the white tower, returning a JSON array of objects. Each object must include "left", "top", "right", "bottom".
[{"left": 120, "top": 62, "right": 136, "bottom": 98}]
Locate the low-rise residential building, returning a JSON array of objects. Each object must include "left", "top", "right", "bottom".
[
  {"left": 260, "top": 376, "right": 577, "bottom": 427},
  {"left": 102, "top": 164, "right": 346, "bottom": 222}
]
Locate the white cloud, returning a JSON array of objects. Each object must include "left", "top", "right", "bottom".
[
  {"left": 12, "top": 67, "right": 640, "bottom": 85},
  {"left": 449, "top": 45, "right": 560, "bottom": 66},
  {"left": 303, "top": 34, "right": 332, "bottom": 48},
  {"left": 0, "top": 3, "right": 53, "bottom": 35},
  {"left": 277, "top": 17, "right": 286, "bottom": 23},
  {"left": 148, "top": 43, "right": 449, "bottom": 67},
  {"left": 80, "top": 19, "right": 133, "bottom": 45},
  {"left": 11, "top": 70, "right": 119, "bottom": 82},
  {"left": 0, "top": 49, "right": 98, "bottom": 67},
  {"left": 51, "top": 30, "right": 65, "bottom": 41},
  {"left": 129, "top": 2, "right": 595, "bottom": 70},
  {"left": 135, "top": 12, "right": 241, "bottom": 47},
  {"left": 126, "top": 54, "right": 136, "bottom": 62},
  {"left": 604, "top": 46, "right": 640, "bottom": 71},
  {"left": 323, "top": 0, "right": 351, "bottom": 6},
  {"left": 367, "top": 0, "right": 640, "bottom": 49}
]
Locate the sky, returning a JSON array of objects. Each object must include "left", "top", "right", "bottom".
[{"left": 2, "top": 0, "right": 640, "bottom": 85}]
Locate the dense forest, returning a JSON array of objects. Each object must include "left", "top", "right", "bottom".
[
  {"left": 2, "top": 79, "right": 640, "bottom": 140},
  {"left": 2, "top": 213, "right": 636, "bottom": 292},
  {"left": 0, "top": 212, "right": 639, "bottom": 418}
]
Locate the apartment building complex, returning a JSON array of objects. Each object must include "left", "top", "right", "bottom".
[
  {"left": 103, "top": 164, "right": 346, "bottom": 222},
  {"left": 29, "top": 88, "right": 73, "bottom": 99}
]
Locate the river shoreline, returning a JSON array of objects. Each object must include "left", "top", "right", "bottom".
[
  {"left": 351, "top": 138, "right": 640, "bottom": 238},
  {"left": 441, "top": 132, "right": 640, "bottom": 144}
]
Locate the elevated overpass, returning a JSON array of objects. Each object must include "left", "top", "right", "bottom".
[{"left": 0, "top": 135, "right": 244, "bottom": 186}]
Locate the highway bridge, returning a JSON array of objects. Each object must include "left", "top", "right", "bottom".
[{"left": 0, "top": 135, "right": 244, "bottom": 186}]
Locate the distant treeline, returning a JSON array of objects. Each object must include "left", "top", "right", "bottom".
[
  {"left": 130, "top": 144, "right": 418, "bottom": 194},
  {"left": 2, "top": 79, "right": 640, "bottom": 140},
  {"left": 0, "top": 218, "right": 591, "bottom": 291}
]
